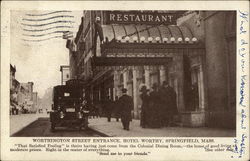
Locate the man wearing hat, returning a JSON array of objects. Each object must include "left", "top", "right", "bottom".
[
  {"left": 118, "top": 88, "right": 133, "bottom": 130},
  {"left": 140, "top": 85, "right": 150, "bottom": 128}
]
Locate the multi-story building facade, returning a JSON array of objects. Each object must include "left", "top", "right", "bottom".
[
  {"left": 21, "top": 82, "right": 34, "bottom": 102},
  {"left": 19, "top": 82, "right": 37, "bottom": 112},
  {"left": 17, "top": 85, "right": 28, "bottom": 105},
  {"left": 67, "top": 11, "right": 236, "bottom": 129},
  {"left": 10, "top": 64, "right": 39, "bottom": 113},
  {"left": 10, "top": 64, "right": 20, "bottom": 114},
  {"left": 60, "top": 65, "right": 70, "bottom": 85}
]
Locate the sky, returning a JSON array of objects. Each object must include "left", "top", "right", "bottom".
[{"left": 10, "top": 10, "right": 82, "bottom": 98}]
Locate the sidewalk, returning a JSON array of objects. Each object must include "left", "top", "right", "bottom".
[
  {"left": 88, "top": 117, "right": 236, "bottom": 137},
  {"left": 10, "top": 113, "right": 48, "bottom": 136}
]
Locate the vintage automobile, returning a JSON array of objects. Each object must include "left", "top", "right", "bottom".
[{"left": 50, "top": 79, "right": 89, "bottom": 131}]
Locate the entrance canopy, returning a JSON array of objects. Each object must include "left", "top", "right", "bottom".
[
  {"left": 93, "top": 24, "right": 204, "bottom": 67},
  {"left": 102, "top": 24, "right": 196, "bottom": 43}
]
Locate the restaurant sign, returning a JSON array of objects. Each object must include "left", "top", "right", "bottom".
[{"left": 106, "top": 11, "right": 182, "bottom": 25}]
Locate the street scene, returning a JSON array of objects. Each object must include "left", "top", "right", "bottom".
[{"left": 10, "top": 10, "right": 236, "bottom": 137}]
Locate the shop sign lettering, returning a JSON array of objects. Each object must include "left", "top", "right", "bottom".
[{"left": 106, "top": 11, "right": 182, "bottom": 25}]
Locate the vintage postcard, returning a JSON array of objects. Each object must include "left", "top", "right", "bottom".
[{"left": 1, "top": 1, "right": 249, "bottom": 161}]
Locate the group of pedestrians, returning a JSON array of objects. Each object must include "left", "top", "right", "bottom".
[
  {"left": 140, "top": 81, "right": 178, "bottom": 128},
  {"left": 103, "top": 81, "right": 178, "bottom": 130},
  {"left": 103, "top": 88, "right": 133, "bottom": 130}
]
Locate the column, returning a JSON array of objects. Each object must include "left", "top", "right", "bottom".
[
  {"left": 123, "top": 70, "right": 128, "bottom": 89},
  {"left": 132, "top": 68, "right": 138, "bottom": 118},
  {"left": 175, "top": 56, "right": 185, "bottom": 111},
  {"left": 199, "top": 65, "right": 205, "bottom": 111},
  {"left": 144, "top": 66, "right": 150, "bottom": 89},
  {"left": 159, "top": 65, "right": 166, "bottom": 85},
  {"left": 113, "top": 70, "right": 118, "bottom": 99},
  {"left": 90, "top": 85, "right": 94, "bottom": 103},
  {"left": 98, "top": 88, "right": 101, "bottom": 101}
]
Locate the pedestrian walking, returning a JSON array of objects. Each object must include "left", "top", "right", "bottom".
[
  {"left": 140, "top": 85, "right": 150, "bottom": 128},
  {"left": 118, "top": 88, "right": 133, "bottom": 130},
  {"left": 148, "top": 83, "right": 162, "bottom": 128}
]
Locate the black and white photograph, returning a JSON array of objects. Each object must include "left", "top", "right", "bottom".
[
  {"left": 9, "top": 10, "right": 237, "bottom": 137},
  {"left": 1, "top": 1, "right": 249, "bottom": 161}
]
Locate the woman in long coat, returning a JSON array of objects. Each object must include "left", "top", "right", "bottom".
[
  {"left": 140, "top": 86, "right": 150, "bottom": 128},
  {"left": 148, "top": 83, "right": 162, "bottom": 128}
]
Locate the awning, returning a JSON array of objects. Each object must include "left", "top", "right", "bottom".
[
  {"left": 101, "top": 24, "right": 196, "bottom": 43},
  {"left": 92, "top": 24, "right": 204, "bottom": 67}
]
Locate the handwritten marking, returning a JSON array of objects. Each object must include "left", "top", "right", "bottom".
[
  {"left": 233, "top": 10, "right": 249, "bottom": 159},
  {"left": 239, "top": 134, "right": 247, "bottom": 158},
  {"left": 239, "top": 75, "right": 247, "bottom": 107},
  {"left": 239, "top": 10, "right": 249, "bottom": 22},
  {"left": 238, "top": 10, "right": 248, "bottom": 107},
  {"left": 240, "top": 109, "right": 247, "bottom": 129}
]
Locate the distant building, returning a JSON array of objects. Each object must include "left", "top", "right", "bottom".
[
  {"left": 60, "top": 65, "right": 70, "bottom": 85},
  {"left": 17, "top": 85, "right": 28, "bottom": 105},
  {"left": 21, "top": 82, "right": 34, "bottom": 102},
  {"left": 10, "top": 64, "right": 39, "bottom": 114},
  {"left": 10, "top": 64, "right": 20, "bottom": 114},
  {"left": 19, "top": 82, "right": 38, "bottom": 112},
  {"left": 32, "top": 92, "right": 38, "bottom": 108},
  {"left": 10, "top": 64, "right": 16, "bottom": 90}
]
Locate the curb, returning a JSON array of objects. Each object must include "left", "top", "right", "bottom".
[{"left": 88, "top": 126, "right": 111, "bottom": 137}]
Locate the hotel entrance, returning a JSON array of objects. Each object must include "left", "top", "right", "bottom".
[{"left": 89, "top": 20, "right": 206, "bottom": 126}]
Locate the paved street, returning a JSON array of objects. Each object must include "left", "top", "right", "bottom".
[
  {"left": 10, "top": 113, "right": 47, "bottom": 136},
  {"left": 12, "top": 117, "right": 102, "bottom": 137}
]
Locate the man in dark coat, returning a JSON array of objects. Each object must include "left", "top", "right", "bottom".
[
  {"left": 118, "top": 88, "right": 133, "bottom": 130},
  {"left": 140, "top": 85, "right": 150, "bottom": 128},
  {"left": 160, "top": 81, "right": 178, "bottom": 127}
]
